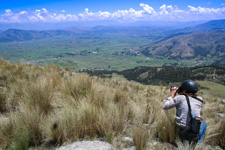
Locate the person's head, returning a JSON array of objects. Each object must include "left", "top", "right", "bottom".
[{"left": 178, "top": 80, "right": 198, "bottom": 96}]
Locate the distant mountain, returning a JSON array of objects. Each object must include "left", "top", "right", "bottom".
[
  {"left": 0, "top": 28, "right": 83, "bottom": 42},
  {"left": 0, "top": 29, "right": 48, "bottom": 42},
  {"left": 0, "top": 20, "right": 206, "bottom": 31},
  {"left": 140, "top": 29, "right": 225, "bottom": 58},
  {"left": 0, "top": 26, "right": 173, "bottom": 43},
  {"left": 88, "top": 26, "right": 174, "bottom": 36},
  {"left": 178, "top": 19, "right": 225, "bottom": 33},
  {"left": 157, "top": 19, "right": 225, "bottom": 41}
]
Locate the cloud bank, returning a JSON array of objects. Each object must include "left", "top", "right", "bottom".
[{"left": 0, "top": 3, "right": 225, "bottom": 23}]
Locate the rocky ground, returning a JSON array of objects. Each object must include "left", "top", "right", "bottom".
[{"left": 27, "top": 139, "right": 224, "bottom": 150}]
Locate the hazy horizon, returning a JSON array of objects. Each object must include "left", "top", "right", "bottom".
[{"left": 0, "top": 20, "right": 210, "bottom": 30}]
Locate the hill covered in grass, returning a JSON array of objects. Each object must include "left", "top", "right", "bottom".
[
  {"left": 0, "top": 57, "right": 224, "bottom": 150},
  {"left": 138, "top": 20, "right": 225, "bottom": 59},
  {"left": 139, "top": 29, "right": 225, "bottom": 58}
]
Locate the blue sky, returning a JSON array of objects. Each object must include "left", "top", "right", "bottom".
[{"left": 0, "top": 0, "right": 225, "bottom": 23}]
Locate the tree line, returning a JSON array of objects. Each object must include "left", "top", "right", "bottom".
[{"left": 80, "top": 65, "right": 225, "bottom": 85}]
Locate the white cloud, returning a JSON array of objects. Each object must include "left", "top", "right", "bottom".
[
  {"left": 42, "top": 8, "right": 48, "bottom": 13},
  {"left": 188, "top": 5, "right": 225, "bottom": 14},
  {"left": 140, "top": 3, "right": 156, "bottom": 14},
  {"left": 27, "top": 16, "right": 39, "bottom": 22},
  {"left": 5, "top": 9, "right": 12, "bottom": 13},
  {"left": 19, "top": 11, "right": 28, "bottom": 15},
  {"left": 0, "top": 4, "right": 225, "bottom": 23},
  {"left": 159, "top": 4, "right": 169, "bottom": 15}
]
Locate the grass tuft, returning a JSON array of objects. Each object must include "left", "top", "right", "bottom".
[{"left": 133, "top": 125, "right": 150, "bottom": 150}]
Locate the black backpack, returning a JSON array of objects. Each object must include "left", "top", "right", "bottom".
[{"left": 184, "top": 95, "right": 203, "bottom": 143}]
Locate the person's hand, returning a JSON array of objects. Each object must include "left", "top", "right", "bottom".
[{"left": 170, "top": 86, "right": 178, "bottom": 98}]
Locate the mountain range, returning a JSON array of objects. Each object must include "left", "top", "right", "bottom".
[
  {"left": 0, "top": 26, "right": 173, "bottom": 43},
  {"left": 139, "top": 20, "right": 225, "bottom": 58},
  {"left": 180, "top": 19, "right": 225, "bottom": 33},
  {"left": 0, "top": 19, "right": 225, "bottom": 59},
  {"left": 0, "top": 28, "right": 84, "bottom": 42}
]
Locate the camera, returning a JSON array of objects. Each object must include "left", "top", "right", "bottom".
[
  {"left": 170, "top": 86, "right": 182, "bottom": 95},
  {"left": 176, "top": 87, "right": 182, "bottom": 94}
]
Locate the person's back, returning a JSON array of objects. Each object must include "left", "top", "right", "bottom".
[
  {"left": 163, "top": 95, "right": 203, "bottom": 130},
  {"left": 163, "top": 80, "right": 207, "bottom": 144}
]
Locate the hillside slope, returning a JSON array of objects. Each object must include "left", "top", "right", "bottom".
[
  {"left": 0, "top": 57, "right": 224, "bottom": 149},
  {"left": 140, "top": 29, "right": 225, "bottom": 58}
]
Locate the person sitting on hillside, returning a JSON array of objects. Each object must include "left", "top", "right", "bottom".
[{"left": 163, "top": 80, "right": 207, "bottom": 144}]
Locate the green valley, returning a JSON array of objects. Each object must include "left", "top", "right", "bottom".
[{"left": 0, "top": 26, "right": 223, "bottom": 71}]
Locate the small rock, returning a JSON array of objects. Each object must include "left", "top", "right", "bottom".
[
  {"left": 216, "top": 113, "right": 224, "bottom": 118},
  {"left": 122, "top": 137, "right": 133, "bottom": 143},
  {"left": 56, "top": 140, "right": 115, "bottom": 150},
  {"left": 221, "top": 99, "right": 225, "bottom": 104},
  {"left": 143, "top": 123, "right": 149, "bottom": 126},
  {"left": 150, "top": 141, "right": 158, "bottom": 146},
  {"left": 122, "top": 136, "right": 134, "bottom": 148}
]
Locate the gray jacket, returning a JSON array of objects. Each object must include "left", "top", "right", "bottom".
[{"left": 163, "top": 95, "right": 203, "bottom": 130}]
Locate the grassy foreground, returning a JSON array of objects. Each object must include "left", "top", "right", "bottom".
[{"left": 0, "top": 57, "right": 224, "bottom": 150}]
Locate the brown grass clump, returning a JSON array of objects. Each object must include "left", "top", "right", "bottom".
[
  {"left": 205, "top": 120, "right": 225, "bottom": 148},
  {"left": 0, "top": 57, "right": 224, "bottom": 149},
  {"left": 155, "top": 109, "right": 176, "bottom": 143},
  {"left": 0, "top": 88, "right": 7, "bottom": 112},
  {"left": 133, "top": 125, "right": 150, "bottom": 150}
]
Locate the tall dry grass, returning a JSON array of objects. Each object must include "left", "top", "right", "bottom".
[
  {"left": 0, "top": 57, "right": 224, "bottom": 149},
  {"left": 132, "top": 125, "right": 151, "bottom": 150}
]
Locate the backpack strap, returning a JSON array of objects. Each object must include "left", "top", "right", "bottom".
[
  {"left": 185, "top": 95, "right": 193, "bottom": 130},
  {"left": 185, "top": 95, "right": 193, "bottom": 118},
  {"left": 192, "top": 96, "right": 203, "bottom": 103}
]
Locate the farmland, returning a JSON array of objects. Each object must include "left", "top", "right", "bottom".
[{"left": 0, "top": 29, "right": 219, "bottom": 71}]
